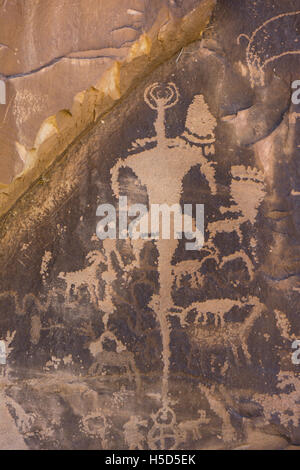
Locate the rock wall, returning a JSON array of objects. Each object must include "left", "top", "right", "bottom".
[
  {"left": 0, "top": 0, "right": 300, "bottom": 450},
  {"left": 0, "top": 0, "right": 202, "bottom": 184}
]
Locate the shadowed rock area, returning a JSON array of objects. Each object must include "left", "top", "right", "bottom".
[{"left": 0, "top": 0, "right": 300, "bottom": 450}]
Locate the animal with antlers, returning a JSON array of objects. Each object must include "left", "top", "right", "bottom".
[{"left": 58, "top": 250, "right": 106, "bottom": 306}]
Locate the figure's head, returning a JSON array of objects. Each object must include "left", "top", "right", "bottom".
[{"left": 144, "top": 82, "right": 179, "bottom": 111}]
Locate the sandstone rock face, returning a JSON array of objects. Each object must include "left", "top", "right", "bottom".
[
  {"left": 0, "top": 0, "right": 300, "bottom": 450},
  {"left": 0, "top": 0, "right": 202, "bottom": 183}
]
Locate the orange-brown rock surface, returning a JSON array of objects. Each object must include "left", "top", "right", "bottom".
[
  {"left": 0, "top": 0, "right": 300, "bottom": 451},
  {"left": 0, "top": 0, "right": 205, "bottom": 184}
]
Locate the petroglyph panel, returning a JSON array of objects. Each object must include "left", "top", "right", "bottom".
[{"left": 0, "top": 0, "right": 300, "bottom": 450}]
